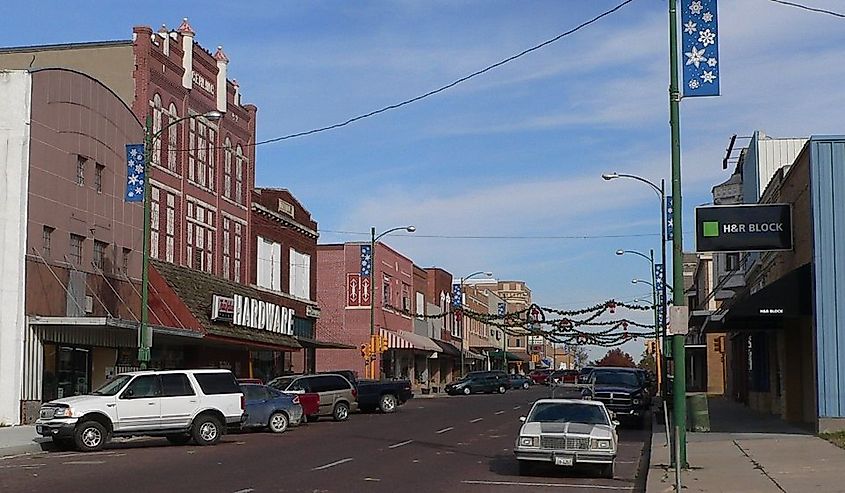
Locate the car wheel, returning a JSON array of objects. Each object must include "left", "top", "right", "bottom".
[
  {"left": 498, "top": 385, "right": 506, "bottom": 394},
  {"left": 518, "top": 460, "right": 533, "bottom": 476},
  {"left": 599, "top": 462, "right": 614, "bottom": 479},
  {"left": 523, "top": 382, "right": 530, "bottom": 389},
  {"left": 192, "top": 415, "right": 222, "bottom": 446},
  {"left": 52, "top": 437, "right": 75, "bottom": 451},
  {"left": 333, "top": 402, "right": 350, "bottom": 422},
  {"left": 73, "top": 420, "right": 108, "bottom": 452},
  {"left": 379, "top": 394, "right": 398, "bottom": 413},
  {"left": 268, "top": 412, "right": 289, "bottom": 433},
  {"left": 166, "top": 434, "right": 192, "bottom": 445},
  {"left": 462, "top": 387, "right": 471, "bottom": 395}
]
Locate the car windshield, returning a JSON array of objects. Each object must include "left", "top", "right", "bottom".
[
  {"left": 91, "top": 374, "right": 133, "bottom": 396},
  {"left": 593, "top": 371, "right": 640, "bottom": 387},
  {"left": 268, "top": 377, "right": 296, "bottom": 390},
  {"left": 528, "top": 403, "right": 609, "bottom": 425}
]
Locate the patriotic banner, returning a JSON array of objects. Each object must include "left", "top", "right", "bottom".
[
  {"left": 346, "top": 274, "right": 361, "bottom": 307},
  {"left": 681, "top": 0, "right": 720, "bottom": 97},
  {"left": 666, "top": 195, "right": 674, "bottom": 241},
  {"left": 360, "top": 245, "right": 372, "bottom": 277},
  {"left": 655, "top": 263, "right": 666, "bottom": 329},
  {"left": 451, "top": 283, "right": 462, "bottom": 308},
  {"left": 125, "top": 144, "right": 145, "bottom": 202},
  {"left": 497, "top": 302, "right": 506, "bottom": 316}
]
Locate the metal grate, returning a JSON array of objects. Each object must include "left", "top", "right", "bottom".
[{"left": 540, "top": 435, "right": 590, "bottom": 450}]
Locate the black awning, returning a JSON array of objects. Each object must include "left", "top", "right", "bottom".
[
  {"left": 722, "top": 263, "right": 812, "bottom": 331},
  {"left": 433, "top": 339, "right": 461, "bottom": 357},
  {"left": 296, "top": 337, "right": 356, "bottom": 350}
]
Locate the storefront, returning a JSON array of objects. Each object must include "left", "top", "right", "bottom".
[{"left": 379, "top": 328, "right": 445, "bottom": 391}]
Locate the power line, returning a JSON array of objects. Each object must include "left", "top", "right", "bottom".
[
  {"left": 767, "top": 0, "right": 845, "bottom": 18},
  {"left": 317, "top": 229, "right": 661, "bottom": 240}
]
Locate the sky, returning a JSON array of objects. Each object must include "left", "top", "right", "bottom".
[{"left": 2, "top": 0, "right": 843, "bottom": 360}]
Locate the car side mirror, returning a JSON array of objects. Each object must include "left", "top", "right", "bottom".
[
  {"left": 519, "top": 416, "right": 526, "bottom": 422},
  {"left": 612, "top": 420, "right": 620, "bottom": 427},
  {"left": 122, "top": 389, "right": 134, "bottom": 399}
]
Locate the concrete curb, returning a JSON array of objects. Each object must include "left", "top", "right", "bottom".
[
  {"left": 414, "top": 393, "right": 449, "bottom": 399},
  {"left": 0, "top": 440, "right": 52, "bottom": 459}
]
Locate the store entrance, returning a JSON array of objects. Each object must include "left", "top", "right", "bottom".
[{"left": 55, "top": 346, "right": 91, "bottom": 399}]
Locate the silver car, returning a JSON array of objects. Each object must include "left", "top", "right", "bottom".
[{"left": 514, "top": 398, "right": 618, "bottom": 478}]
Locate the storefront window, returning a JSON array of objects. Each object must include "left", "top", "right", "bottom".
[{"left": 55, "top": 346, "right": 90, "bottom": 399}]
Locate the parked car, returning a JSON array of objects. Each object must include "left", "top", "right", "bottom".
[
  {"left": 549, "top": 370, "right": 580, "bottom": 385},
  {"left": 529, "top": 369, "right": 553, "bottom": 385},
  {"left": 445, "top": 374, "right": 508, "bottom": 395},
  {"left": 514, "top": 398, "right": 618, "bottom": 478},
  {"left": 268, "top": 373, "right": 358, "bottom": 421},
  {"left": 583, "top": 368, "right": 650, "bottom": 427},
  {"left": 509, "top": 374, "right": 532, "bottom": 390},
  {"left": 35, "top": 369, "right": 245, "bottom": 452},
  {"left": 578, "top": 366, "right": 595, "bottom": 384},
  {"left": 319, "top": 370, "right": 413, "bottom": 413},
  {"left": 466, "top": 370, "right": 511, "bottom": 389},
  {"left": 240, "top": 384, "right": 302, "bottom": 433}
]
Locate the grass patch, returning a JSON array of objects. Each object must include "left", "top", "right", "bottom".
[{"left": 820, "top": 431, "right": 845, "bottom": 450}]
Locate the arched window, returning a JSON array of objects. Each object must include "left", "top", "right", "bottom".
[
  {"left": 167, "top": 103, "right": 178, "bottom": 172},
  {"left": 223, "top": 138, "right": 233, "bottom": 199},
  {"left": 151, "top": 94, "right": 163, "bottom": 165},
  {"left": 235, "top": 145, "right": 244, "bottom": 205}
]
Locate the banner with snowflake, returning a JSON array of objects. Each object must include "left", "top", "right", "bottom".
[
  {"left": 681, "top": 0, "right": 720, "bottom": 97},
  {"left": 125, "top": 144, "right": 145, "bottom": 202}
]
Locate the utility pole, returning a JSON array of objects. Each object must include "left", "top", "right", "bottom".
[
  {"left": 668, "top": 0, "right": 688, "bottom": 467},
  {"left": 138, "top": 115, "right": 153, "bottom": 369}
]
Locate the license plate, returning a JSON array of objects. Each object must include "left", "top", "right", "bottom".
[
  {"left": 36, "top": 425, "right": 43, "bottom": 434},
  {"left": 554, "top": 455, "right": 574, "bottom": 466}
]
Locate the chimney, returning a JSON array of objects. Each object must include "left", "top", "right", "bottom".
[
  {"left": 177, "top": 17, "right": 195, "bottom": 90},
  {"left": 158, "top": 24, "right": 169, "bottom": 56},
  {"left": 214, "top": 46, "right": 229, "bottom": 113},
  {"left": 232, "top": 79, "right": 240, "bottom": 106}
]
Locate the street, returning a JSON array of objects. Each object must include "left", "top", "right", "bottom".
[{"left": 0, "top": 387, "right": 650, "bottom": 493}]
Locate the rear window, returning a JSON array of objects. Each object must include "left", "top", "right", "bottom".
[
  {"left": 194, "top": 372, "right": 241, "bottom": 395},
  {"left": 313, "top": 375, "right": 349, "bottom": 392},
  {"left": 161, "top": 374, "right": 195, "bottom": 397}
]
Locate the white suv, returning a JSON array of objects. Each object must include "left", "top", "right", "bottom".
[{"left": 35, "top": 369, "right": 245, "bottom": 451}]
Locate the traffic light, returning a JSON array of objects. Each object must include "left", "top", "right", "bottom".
[
  {"left": 360, "top": 343, "right": 371, "bottom": 360},
  {"left": 380, "top": 335, "right": 389, "bottom": 353}
]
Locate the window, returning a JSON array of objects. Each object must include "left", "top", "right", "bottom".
[
  {"left": 69, "top": 234, "right": 84, "bottom": 265},
  {"left": 222, "top": 217, "right": 231, "bottom": 280},
  {"left": 401, "top": 284, "right": 410, "bottom": 312},
  {"left": 167, "top": 103, "right": 178, "bottom": 172},
  {"left": 223, "top": 138, "right": 233, "bottom": 199},
  {"left": 289, "top": 249, "right": 311, "bottom": 299},
  {"left": 121, "top": 375, "right": 161, "bottom": 399},
  {"left": 150, "top": 188, "right": 160, "bottom": 259},
  {"left": 151, "top": 94, "right": 163, "bottom": 165},
  {"left": 234, "top": 223, "right": 242, "bottom": 283},
  {"left": 194, "top": 372, "right": 240, "bottom": 395},
  {"left": 235, "top": 145, "right": 244, "bottom": 204},
  {"left": 382, "top": 275, "right": 392, "bottom": 306},
  {"left": 160, "top": 374, "right": 195, "bottom": 397},
  {"left": 76, "top": 156, "right": 85, "bottom": 186},
  {"left": 416, "top": 292, "right": 425, "bottom": 317},
  {"left": 122, "top": 248, "right": 131, "bottom": 275},
  {"left": 94, "top": 163, "right": 104, "bottom": 193},
  {"left": 241, "top": 385, "right": 269, "bottom": 402},
  {"left": 93, "top": 240, "right": 108, "bottom": 271},
  {"left": 726, "top": 253, "right": 740, "bottom": 271},
  {"left": 42, "top": 226, "right": 54, "bottom": 257},
  {"left": 187, "top": 114, "right": 217, "bottom": 190},
  {"left": 166, "top": 194, "right": 175, "bottom": 263},
  {"left": 257, "top": 237, "right": 282, "bottom": 291},
  {"left": 186, "top": 201, "right": 215, "bottom": 273}
]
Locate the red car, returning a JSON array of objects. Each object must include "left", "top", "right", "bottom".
[
  {"left": 297, "top": 393, "right": 321, "bottom": 422},
  {"left": 549, "top": 369, "right": 580, "bottom": 385},
  {"left": 529, "top": 369, "right": 553, "bottom": 385}
]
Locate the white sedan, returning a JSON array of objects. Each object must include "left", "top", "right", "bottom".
[{"left": 514, "top": 398, "right": 618, "bottom": 478}]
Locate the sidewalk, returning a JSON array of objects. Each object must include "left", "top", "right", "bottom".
[
  {"left": 647, "top": 397, "right": 845, "bottom": 492},
  {"left": 0, "top": 426, "right": 51, "bottom": 458}
]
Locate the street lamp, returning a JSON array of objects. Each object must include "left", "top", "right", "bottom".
[
  {"left": 368, "top": 225, "right": 416, "bottom": 379},
  {"left": 138, "top": 110, "right": 223, "bottom": 369},
  {"left": 459, "top": 271, "right": 492, "bottom": 377}
]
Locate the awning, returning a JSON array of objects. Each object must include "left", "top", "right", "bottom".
[
  {"left": 296, "top": 336, "right": 356, "bottom": 350},
  {"left": 433, "top": 339, "right": 461, "bottom": 357},
  {"left": 487, "top": 349, "right": 528, "bottom": 362},
  {"left": 719, "top": 264, "right": 812, "bottom": 331},
  {"left": 464, "top": 349, "right": 485, "bottom": 360},
  {"left": 380, "top": 328, "right": 441, "bottom": 352}
]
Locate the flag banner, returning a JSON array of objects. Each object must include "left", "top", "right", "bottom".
[
  {"left": 497, "top": 302, "right": 506, "bottom": 316},
  {"left": 360, "top": 245, "right": 372, "bottom": 277},
  {"left": 125, "top": 144, "right": 145, "bottom": 202},
  {"left": 655, "top": 263, "right": 666, "bottom": 328},
  {"left": 360, "top": 276, "right": 371, "bottom": 306},
  {"left": 681, "top": 0, "right": 720, "bottom": 97},
  {"left": 346, "top": 274, "right": 361, "bottom": 307},
  {"left": 667, "top": 195, "right": 675, "bottom": 240},
  {"left": 451, "top": 283, "right": 462, "bottom": 308}
]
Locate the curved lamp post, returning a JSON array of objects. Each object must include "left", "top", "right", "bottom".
[
  {"left": 459, "top": 271, "right": 493, "bottom": 377},
  {"left": 139, "top": 110, "right": 223, "bottom": 368}
]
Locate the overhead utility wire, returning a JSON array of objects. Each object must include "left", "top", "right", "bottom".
[
  {"left": 766, "top": 0, "right": 845, "bottom": 18},
  {"left": 318, "top": 229, "right": 661, "bottom": 240}
]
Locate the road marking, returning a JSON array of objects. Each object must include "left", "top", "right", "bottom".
[
  {"left": 495, "top": 410, "right": 505, "bottom": 415},
  {"left": 233, "top": 489, "right": 255, "bottom": 493},
  {"left": 470, "top": 418, "right": 484, "bottom": 423},
  {"left": 363, "top": 477, "right": 381, "bottom": 482},
  {"left": 311, "top": 458, "right": 353, "bottom": 471},
  {"left": 62, "top": 460, "right": 106, "bottom": 465},
  {"left": 388, "top": 440, "right": 413, "bottom": 449},
  {"left": 461, "top": 480, "right": 633, "bottom": 490},
  {"left": 0, "top": 463, "right": 45, "bottom": 469},
  {"left": 513, "top": 405, "right": 521, "bottom": 410},
  {"left": 435, "top": 427, "right": 454, "bottom": 434}
]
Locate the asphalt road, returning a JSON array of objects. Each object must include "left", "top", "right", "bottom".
[{"left": 0, "top": 387, "right": 651, "bottom": 493}]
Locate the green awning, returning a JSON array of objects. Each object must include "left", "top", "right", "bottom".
[{"left": 488, "top": 349, "right": 525, "bottom": 361}]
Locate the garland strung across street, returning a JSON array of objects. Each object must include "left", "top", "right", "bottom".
[{"left": 384, "top": 300, "right": 657, "bottom": 347}]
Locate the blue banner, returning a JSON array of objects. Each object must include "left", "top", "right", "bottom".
[
  {"left": 451, "top": 283, "right": 462, "bottom": 308},
  {"left": 681, "top": 0, "right": 720, "bottom": 97},
  {"left": 666, "top": 195, "right": 674, "bottom": 240},
  {"left": 125, "top": 144, "right": 145, "bottom": 202},
  {"left": 360, "top": 245, "right": 372, "bottom": 277},
  {"left": 497, "top": 302, "right": 506, "bottom": 316}
]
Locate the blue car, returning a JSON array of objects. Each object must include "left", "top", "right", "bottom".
[{"left": 240, "top": 384, "right": 303, "bottom": 433}]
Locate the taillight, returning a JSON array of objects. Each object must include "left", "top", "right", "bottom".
[
  {"left": 292, "top": 396, "right": 300, "bottom": 405},
  {"left": 240, "top": 394, "right": 245, "bottom": 411},
  {"left": 352, "top": 389, "right": 358, "bottom": 399}
]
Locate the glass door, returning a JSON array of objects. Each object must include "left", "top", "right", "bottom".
[{"left": 56, "top": 346, "right": 90, "bottom": 399}]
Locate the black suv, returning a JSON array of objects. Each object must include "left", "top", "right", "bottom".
[
  {"left": 445, "top": 373, "right": 509, "bottom": 395},
  {"left": 584, "top": 367, "right": 649, "bottom": 426}
]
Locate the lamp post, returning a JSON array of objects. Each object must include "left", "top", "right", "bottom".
[
  {"left": 369, "top": 225, "right": 416, "bottom": 379},
  {"left": 458, "top": 271, "right": 492, "bottom": 377},
  {"left": 603, "top": 173, "right": 669, "bottom": 395},
  {"left": 620, "top": 249, "right": 662, "bottom": 391},
  {"left": 138, "top": 110, "right": 223, "bottom": 369}
]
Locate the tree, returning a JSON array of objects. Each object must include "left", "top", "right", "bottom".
[
  {"left": 564, "top": 344, "right": 590, "bottom": 369},
  {"left": 638, "top": 350, "right": 656, "bottom": 372},
  {"left": 591, "top": 348, "right": 636, "bottom": 368}
]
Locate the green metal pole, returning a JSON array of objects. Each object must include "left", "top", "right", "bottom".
[
  {"left": 370, "top": 227, "right": 376, "bottom": 379},
  {"left": 668, "top": 0, "right": 688, "bottom": 467},
  {"left": 138, "top": 115, "right": 153, "bottom": 369},
  {"left": 650, "top": 249, "right": 658, "bottom": 358}
]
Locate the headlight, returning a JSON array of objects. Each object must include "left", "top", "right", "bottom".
[
  {"left": 591, "top": 439, "right": 612, "bottom": 450},
  {"left": 519, "top": 436, "right": 538, "bottom": 447},
  {"left": 632, "top": 398, "right": 642, "bottom": 405},
  {"left": 53, "top": 407, "right": 73, "bottom": 417}
]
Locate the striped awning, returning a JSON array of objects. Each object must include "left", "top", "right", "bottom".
[{"left": 380, "top": 328, "right": 441, "bottom": 352}]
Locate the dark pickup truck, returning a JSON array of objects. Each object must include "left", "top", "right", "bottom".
[
  {"left": 319, "top": 371, "right": 413, "bottom": 413},
  {"left": 583, "top": 367, "right": 650, "bottom": 427}
]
